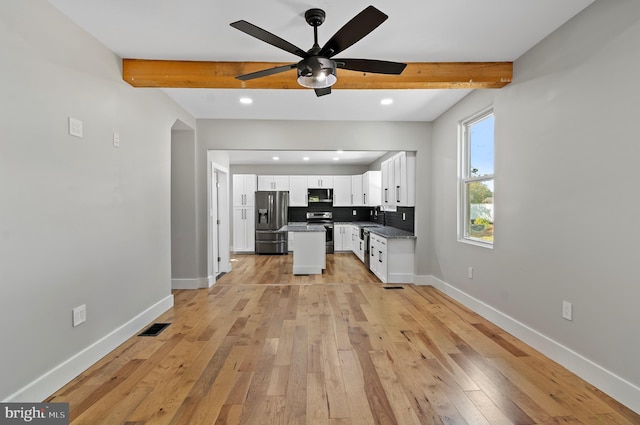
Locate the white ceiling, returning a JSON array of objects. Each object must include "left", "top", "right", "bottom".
[{"left": 49, "top": 0, "right": 596, "bottom": 122}]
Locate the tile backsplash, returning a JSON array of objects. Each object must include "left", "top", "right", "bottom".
[
  {"left": 288, "top": 205, "right": 415, "bottom": 234},
  {"left": 289, "top": 206, "right": 373, "bottom": 222},
  {"left": 383, "top": 207, "right": 415, "bottom": 233}
]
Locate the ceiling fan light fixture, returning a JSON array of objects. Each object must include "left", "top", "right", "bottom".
[{"left": 297, "top": 57, "right": 337, "bottom": 89}]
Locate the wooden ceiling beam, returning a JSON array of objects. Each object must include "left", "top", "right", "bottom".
[{"left": 122, "top": 59, "right": 512, "bottom": 90}]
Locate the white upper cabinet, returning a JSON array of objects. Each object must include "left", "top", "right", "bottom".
[
  {"left": 381, "top": 159, "right": 392, "bottom": 206},
  {"left": 351, "top": 174, "right": 363, "bottom": 206},
  {"left": 233, "top": 174, "right": 257, "bottom": 206},
  {"left": 289, "top": 175, "right": 308, "bottom": 207},
  {"left": 394, "top": 152, "right": 416, "bottom": 206},
  {"left": 362, "top": 171, "right": 381, "bottom": 206},
  {"left": 380, "top": 152, "right": 415, "bottom": 207},
  {"left": 333, "top": 176, "right": 352, "bottom": 206},
  {"left": 258, "top": 175, "right": 290, "bottom": 191},
  {"left": 307, "top": 176, "right": 333, "bottom": 188}
]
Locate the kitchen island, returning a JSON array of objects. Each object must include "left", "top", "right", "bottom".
[{"left": 280, "top": 224, "right": 326, "bottom": 275}]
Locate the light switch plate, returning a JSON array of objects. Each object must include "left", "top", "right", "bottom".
[
  {"left": 113, "top": 132, "right": 120, "bottom": 147},
  {"left": 72, "top": 304, "right": 86, "bottom": 327},
  {"left": 562, "top": 301, "right": 573, "bottom": 320},
  {"left": 69, "top": 117, "right": 83, "bottom": 138}
]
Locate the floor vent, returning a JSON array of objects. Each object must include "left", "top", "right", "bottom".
[
  {"left": 383, "top": 286, "right": 404, "bottom": 290},
  {"left": 138, "top": 323, "right": 170, "bottom": 337}
]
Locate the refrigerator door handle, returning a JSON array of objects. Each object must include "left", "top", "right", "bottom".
[{"left": 267, "top": 194, "right": 273, "bottom": 224}]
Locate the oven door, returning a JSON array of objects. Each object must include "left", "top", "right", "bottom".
[{"left": 323, "top": 223, "right": 334, "bottom": 243}]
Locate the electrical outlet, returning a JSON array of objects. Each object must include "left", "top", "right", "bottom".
[
  {"left": 402, "top": 212, "right": 406, "bottom": 220},
  {"left": 562, "top": 301, "right": 573, "bottom": 320},
  {"left": 69, "top": 117, "right": 83, "bottom": 138},
  {"left": 113, "top": 132, "right": 120, "bottom": 147},
  {"left": 468, "top": 267, "right": 473, "bottom": 279},
  {"left": 73, "top": 304, "right": 86, "bottom": 327},
  {"left": 352, "top": 210, "right": 356, "bottom": 216}
]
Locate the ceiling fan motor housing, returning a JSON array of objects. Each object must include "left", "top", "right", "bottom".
[{"left": 297, "top": 56, "right": 337, "bottom": 88}]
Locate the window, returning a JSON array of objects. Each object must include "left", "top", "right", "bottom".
[{"left": 459, "top": 109, "right": 494, "bottom": 246}]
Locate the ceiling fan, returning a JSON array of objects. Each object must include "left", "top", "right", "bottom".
[{"left": 230, "top": 6, "right": 407, "bottom": 97}]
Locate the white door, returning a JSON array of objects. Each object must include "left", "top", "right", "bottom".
[{"left": 212, "top": 171, "right": 220, "bottom": 275}]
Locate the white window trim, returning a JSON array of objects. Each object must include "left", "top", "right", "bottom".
[{"left": 457, "top": 107, "right": 494, "bottom": 249}]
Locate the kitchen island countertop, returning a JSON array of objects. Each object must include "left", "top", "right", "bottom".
[{"left": 280, "top": 224, "right": 326, "bottom": 233}]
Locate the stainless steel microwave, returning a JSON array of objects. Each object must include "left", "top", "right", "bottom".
[{"left": 307, "top": 188, "right": 333, "bottom": 204}]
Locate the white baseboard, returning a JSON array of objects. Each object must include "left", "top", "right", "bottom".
[
  {"left": 171, "top": 277, "right": 211, "bottom": 289},
  {"left": 412, "top": 274, "right": 431, "bottom": 286},
  {"left": 417, "top": 274, "right": 640, "bottom": 415},
  {"left": 387, "top": 272, "right": 415, "bottom": 284},
  {"left": 3, "top": 294, "right": 174, "bottom": 403}
]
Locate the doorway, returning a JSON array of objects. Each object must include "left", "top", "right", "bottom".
[{"left": 208, "top": 154, "right": 231, "bottom": 283}]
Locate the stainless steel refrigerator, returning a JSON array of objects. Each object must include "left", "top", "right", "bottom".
[{"left": 255, "top": 191, "right": 289, "bottom": 254}]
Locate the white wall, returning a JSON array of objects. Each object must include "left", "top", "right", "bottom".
[
  {"left": 0, "top": 1, "right": 194, "bottom": 401},
  {"left": 430, "top": 0, "right": 640, "bottom": 412},
  {"left": 171, "top": 129, "right": 198, "bottom": 281}
]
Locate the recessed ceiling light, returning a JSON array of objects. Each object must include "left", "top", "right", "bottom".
[
  {"left": 337, "top": 150, "right": 344, "bottom": 154},
  {"left": 333, "top": 157, "right": 339, "bottom": 161},
  {"left": 272, "top": 156, "right": 279, "bottom": 160},
  {"left": 303, "top": 156, "right": 310, "bottom": 161},
  {"left": 380, "top": 98, "right": 393, "bottom": 105},
  {"left": 240, "top": 97, "right": 253, "bottom": 104}
]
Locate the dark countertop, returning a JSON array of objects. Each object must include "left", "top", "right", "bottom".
[
  {"left": 280, "top": 224, "right": 326, "bottom": 232},
  {"left": 334, "top": 221, "right": 383, "bottom": 227},
  {"left": 368, "top": 226, "right": 416, "bottom": 239},
  {"left": 334, "top": 221, "right": 415, "bottom": 239}
]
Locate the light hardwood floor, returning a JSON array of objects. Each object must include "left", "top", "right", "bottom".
[{"left": 47, "top": 253, "right": 639, "bottom": 424}]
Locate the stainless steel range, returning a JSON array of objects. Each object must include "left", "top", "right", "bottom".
[{"left": 306, "top": 211, "right": 334, "bottom": 254}]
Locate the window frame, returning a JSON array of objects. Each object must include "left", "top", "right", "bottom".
[{"left": 458, "top": 107, "right": 495, "bottom": 248}]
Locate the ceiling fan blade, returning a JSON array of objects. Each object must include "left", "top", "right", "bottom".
[
  {"left": 235, "top": 64, "right": 296, "bottom": 81},
  {"left": 230, "top": 20, "right": 308, "bottom": 58},
  {"left": 336, "top": 59, "right": 407, "bottom": 75},
  {"left": 319, "top": 6, "right": 388, "bottom": 58},
  {"left": 314, "top": 87, "right": 331, "bottom": 97}
]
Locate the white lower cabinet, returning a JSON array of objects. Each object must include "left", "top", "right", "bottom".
[
  {"left": 233, "top": 207, "right": 255, "bottom": 252},
  {"left": 369, "top": 234, "right": 415, "bottom": 283},
  {"left": 288, "top": 231, "right": 294, "bottom": 252},
  {"left": 369, "top": 234, "right": 387, "bottom": 282},
  {"left": 334, "top": 224, "right": 352, "bottom": 251},
  {"left": 354, "top": 228, "right": 365, "bottom": 262},
  {"left": 349, "top": 225, "right": 359, "bottom": 257}
]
